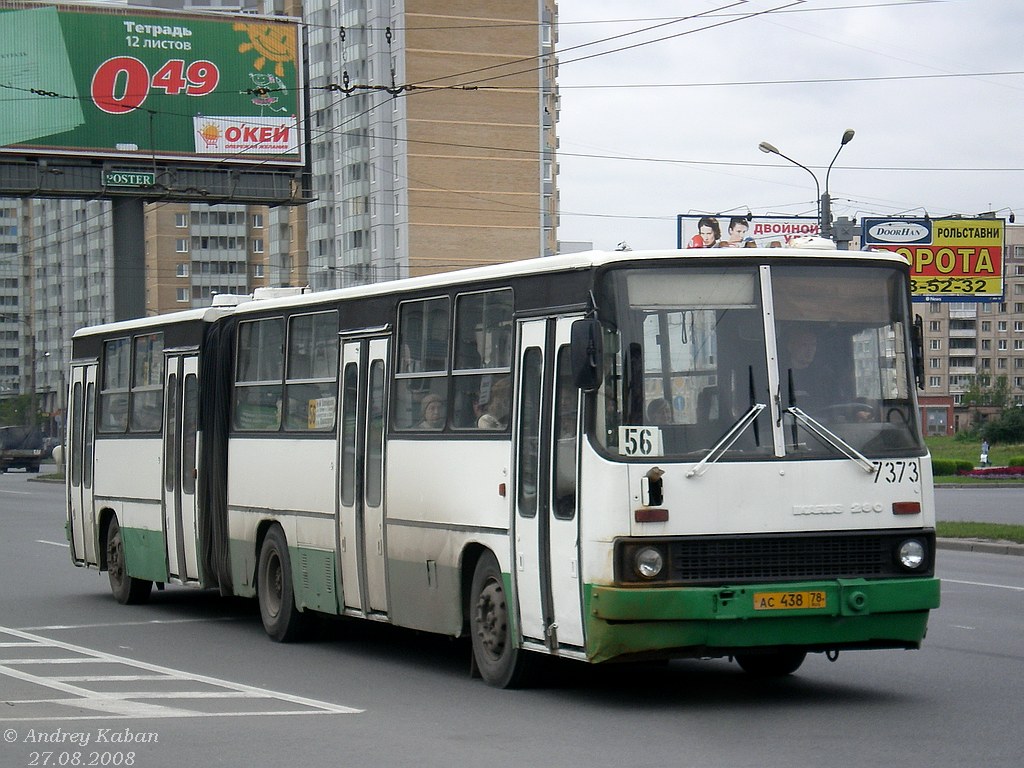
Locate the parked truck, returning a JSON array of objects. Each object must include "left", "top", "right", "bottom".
[{"left": 0, "top": 425, "right": 45, "bottom": 473}]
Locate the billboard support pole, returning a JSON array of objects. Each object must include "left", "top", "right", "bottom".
[{"left": 111, "top": 198, "right": 145, "bottom": 321}]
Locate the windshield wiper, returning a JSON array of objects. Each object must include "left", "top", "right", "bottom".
[
  {"left": 687, "top": 403, "right": 766, "bottom": 478},
  {"left": 785, "top": 406, "right": 875, "bottom": 473}
]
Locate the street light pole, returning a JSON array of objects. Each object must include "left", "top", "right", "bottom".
[
  {"left": 758, "top": 141, "right": 821, "bottom": 228},
  {"left": 822, "top": 129, "right": 856, "bottom": 240},
  {"left": 758, "top": 130, "right": 855, "bottom": 242}
]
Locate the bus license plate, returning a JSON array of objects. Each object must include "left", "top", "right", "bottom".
[{"left": 753, "top": 590, "right": 826, "bottom": 611}]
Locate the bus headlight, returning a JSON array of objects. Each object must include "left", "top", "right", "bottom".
[
  {"left": 634, "top": 547, "right": 665, "bottom": 579},
  {"left": 897, "top": 539, "right": 926, "bottom": 571}
]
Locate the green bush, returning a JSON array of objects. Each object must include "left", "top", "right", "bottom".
[
  {"left": 1006, "top": 455, "right": 1024, "bottom": 468},
  {"left": 933, "top": 459, "right": 975, "bottom": 475}
]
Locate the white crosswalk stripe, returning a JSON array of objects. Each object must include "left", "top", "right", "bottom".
[{"left": 0, "top": 626, "right": 362, "bottom": 721}]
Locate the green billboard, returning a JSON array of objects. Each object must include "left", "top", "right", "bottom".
[{"left": 0, "top": 1, "right": 304, "bottom": 166}]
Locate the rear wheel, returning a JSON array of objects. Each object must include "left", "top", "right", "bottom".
[
  {"left": 470, "top": 552, "right": 535, "bottom": 688},
  {"left": 735, "top": 649, "right": 807, "bottom": 677},
  {"left": 257, "top": 525, "right": 308, "bottom": 642},
  {"left": 106, "top": 518, "right": 152, "bottom": 605}
]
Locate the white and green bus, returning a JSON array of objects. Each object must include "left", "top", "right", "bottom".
[{"left": 66, "top": 243, "right": 940, "bottom": 686}]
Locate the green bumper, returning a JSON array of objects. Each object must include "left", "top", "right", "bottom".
[{"left": 584, "top": 577, "right": 940, "bottom": 663}]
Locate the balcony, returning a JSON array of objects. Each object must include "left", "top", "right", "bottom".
[{"left": 949, "top": 306, "right": 978, "bottom": 319}]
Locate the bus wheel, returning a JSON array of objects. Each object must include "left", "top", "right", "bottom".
[
  {"left": 257, "top": 526, "right": 307, "bottom": 642},
  {"left": 735, "top": 649, "right": 807, "bottom": 677},
  {"left": 106, "top": 518, "right": 152, "bottom": 605},
  {"left": 470, "top": 552, "right": 533, "bottom": 688}
]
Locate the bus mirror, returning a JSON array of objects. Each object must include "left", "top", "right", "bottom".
[
  {"left": 912, "top": 315, "right": 924, "bottom": 390},
  {"left": 571, "top": 319, "right": 603, "bottom": 392}
]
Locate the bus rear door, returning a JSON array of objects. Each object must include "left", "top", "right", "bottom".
[
  {"left": 514, "top": 317, "right": 584, "bottom": 652},
  {"left": 162, "top": 352, "right": 201, "bottom": 584},
  {"left": 67, "top": 362, "right": 98, "bottom": 566},
  {"left": 337, "top": 334, "right": 390, "bottom": 616}
]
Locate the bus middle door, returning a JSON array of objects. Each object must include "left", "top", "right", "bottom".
[
  {"left": 514, "top": 317, "right": 584, "bottom": 653},
  {"left": 337, "top": 334, "right": 390, "bottom": 616}
]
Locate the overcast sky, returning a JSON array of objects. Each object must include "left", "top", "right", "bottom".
[{"left": 553, "top": 0, "right": 1023, "bottom": 251}]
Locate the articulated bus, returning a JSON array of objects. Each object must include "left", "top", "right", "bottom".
[{"left": 66, "top": 243, "right": 940, "bottom": 686}]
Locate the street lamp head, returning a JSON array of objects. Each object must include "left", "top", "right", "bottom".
[
  {"left": 841, "top": 129, "right": 855, "bottom": 146},
  {"left": 758, "top": 141, "right": 779, "bottom": 155}
]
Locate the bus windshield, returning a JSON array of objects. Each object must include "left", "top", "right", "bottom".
[{"left": 594, "top": 263, "right": 924, "bottom": 461}]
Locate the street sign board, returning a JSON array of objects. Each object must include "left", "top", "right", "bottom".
[
  {"left": 862, "top": 217, "right": 1005, "bottom": 302},
  {"left": 104, "top": 170, "right": 155, "bottom": 187}
]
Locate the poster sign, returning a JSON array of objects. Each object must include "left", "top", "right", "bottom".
[
  {"left": 861, "top": 217, "right": 1004, "bottom": 302},
  {"left": 0, "top": 1, "right": 304, "bottom": 165},
  {"left": 676, "top": 214, "right": 819, "bottom": 250}
]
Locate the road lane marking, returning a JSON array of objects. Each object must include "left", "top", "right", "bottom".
[
  {"left": 21, "top": 619, "right": 238, "bottom": 631},
  {"left": 0, "top": 625, "right": 363, "bottom": 720},
  {"left": 36, "top": 539, "right": 69, "bottom": 547},
  {"left": 944, "top": 578, "right": 1024, "bottom": 592}
]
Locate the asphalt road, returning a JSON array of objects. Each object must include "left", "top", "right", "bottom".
[
  {"left": 934, "top": 486, "right": 1024, "bottom": 525},
  {"left": 1, "top": 472, "right": 1022, "bottom": 768}
]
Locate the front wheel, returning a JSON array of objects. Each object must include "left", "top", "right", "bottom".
[
  {"left": 106, "top": 518, "right": 152, "bottom": 605},
  {"left": 735, "top": 649, "right": 807, "bottom": 677},
  {"left": 257, "top": 525, "right": 308, "bottom": 642},
  {"left": 470, "top": 552, "right": 535, "bottom": 688}
]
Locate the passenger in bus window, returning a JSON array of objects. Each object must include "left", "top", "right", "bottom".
[
  {"left": 478, "top": 377, "right": 510, "bottom": 429},
  {"left": 419, "top": 393, "right": 445, "bottom": 430},
  {"left": 646, "top": 398, "right": 673, "bottom": 424}
]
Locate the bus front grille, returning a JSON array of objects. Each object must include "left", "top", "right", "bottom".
[{"left": 617, "top": 530, "right": 935, "bottom": 585}]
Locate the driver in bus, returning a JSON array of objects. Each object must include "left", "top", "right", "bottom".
[
  {"left": 783, "top": 326, "right": 834, "bottom": 409},
  {"left": 782, "top": 326, "right": 871, "bottom": 422}
]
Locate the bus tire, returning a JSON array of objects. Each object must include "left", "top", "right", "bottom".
[
  {"left": 106, "top": 517, "right": 152, "bottom": 605},
  {"left": 257, "top": 525, "right": 307, "bottom": 642},
  {"left": 470, "top": 552, "right": 534, "bottom": 688},
  {"left": 735, "top": 649, "right": 807, "bottom": 677}
]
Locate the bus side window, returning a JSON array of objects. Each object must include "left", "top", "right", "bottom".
[
  {"left": 98, "top": 337, "right": 130, "bottom": 433},
  {"left": 452, "top": 289, "right": 513, "bottom": 430},
  {"left": 284, "top": 311, "right": 338, "bottom": 431},
  {"left": 234, "top": 318, "right": 284, "bottom": 431},
  {"left": 396, "top": 297, "right": 450, "bottom": 431},
  {"left": 130, "top": 332, "right": 164, "bottom": 432}
]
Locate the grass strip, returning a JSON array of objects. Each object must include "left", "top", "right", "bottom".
[{"left": 937, "top": 522, "right": 1024, "bottom": 544}]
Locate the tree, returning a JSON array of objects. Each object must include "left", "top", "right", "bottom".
[
  {"left": 961, "top": 374, "right": 1010, "bottom": 408},
  {"left": 0, "top": 395, "right": 43, "bottom": 428},
  {"left": 981, "top": 407, "right": 1024, "bottom": 444}
]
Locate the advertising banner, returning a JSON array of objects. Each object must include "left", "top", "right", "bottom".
[
  {"left": 0, "top": 1, "right": 304, "bottom": 165},
  {"left": 861, "top": 217, "right": 1004, "bottom": 302},
  {"left": 676, "top": 214, "right": 819, "bottom": 250}
]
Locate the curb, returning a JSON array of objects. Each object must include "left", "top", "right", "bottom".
[
  {"left": 937, "top": 538, "right": 1024, "bottom": 557},
  {"left": 934, "top": 483, "right": 1024, "bottom": 489}
]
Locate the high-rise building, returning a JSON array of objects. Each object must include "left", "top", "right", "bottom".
[{"left": 302, "top": 0, "right": 559, "bottom": 289}]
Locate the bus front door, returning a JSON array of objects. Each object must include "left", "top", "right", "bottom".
[
  {"left": 67, "top": 363, "right": 98, "bottom": 566},
  {"left": 514, "top": 317, "right": 585, "bottom": 652},
  {"left": 337, "top": 335, "right": 390, "bottom": 616},
  {"left": 161, "top": 353, "right": 201, "bottom": 585}
]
